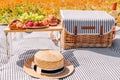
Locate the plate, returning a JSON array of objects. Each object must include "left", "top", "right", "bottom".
[{"left": 24, "top": 26, "right": 49, "bottom": 29}]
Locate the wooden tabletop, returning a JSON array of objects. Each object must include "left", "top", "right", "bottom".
[{"left": 4, "top": 24, "right": 63, "bottom": 33}]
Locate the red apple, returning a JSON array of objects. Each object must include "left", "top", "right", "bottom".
[
  {"left": 39, "top": 21, "right": 45, "bottom": 26},
  {"left": 33, "top": 22, "right": 39, "bottom": 27},
  {"left": 27, "top": 21, "right": 33, "bottom": 27}
]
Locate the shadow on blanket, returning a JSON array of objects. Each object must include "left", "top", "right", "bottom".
[
  {"left": 16, "top": 49, "right": 80, "bottom": 68},
  {"left": 16, "top": 38, "right": 120, "bottom": 68},
  {"left": 73, "top": 38, "right": 120, "bottom": 58},
  {"left": 17, "top": 49, "right": 40, "bottom": 68}
]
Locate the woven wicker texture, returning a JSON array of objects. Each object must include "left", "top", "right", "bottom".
[{"left": 62, "top": 28, "right": 114, "bottom": 49}]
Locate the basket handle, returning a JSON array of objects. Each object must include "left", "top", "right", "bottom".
[
  {"left": 100, "top": 25, "right": 103, "bottom": 44},
  {"left": 81, "top": 26, "right": 95, "bottom": 30},
  {"left": 74, "top": 26, "right": 78, "bottom": 47},
  {"left": 100, "top": 26, "right": 103, "bottom": 36},
  {"left": 74, "top": 26, "right": 77, "bottom": 35}
]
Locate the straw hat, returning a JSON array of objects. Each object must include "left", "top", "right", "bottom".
[{"left": 23, "top": 50, "right": 74, "bottom": 79}]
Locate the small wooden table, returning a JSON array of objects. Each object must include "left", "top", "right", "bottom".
[{"left": 4, "top": 24, "right": 63, "bottom": 59}]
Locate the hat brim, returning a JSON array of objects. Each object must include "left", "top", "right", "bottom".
[{"left": 23, "top": 57, "right": 74, "bottom": 79}]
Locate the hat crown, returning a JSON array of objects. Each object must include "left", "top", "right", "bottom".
[{"left": 35, "top": 50, "right": 63, "bottom": 62}]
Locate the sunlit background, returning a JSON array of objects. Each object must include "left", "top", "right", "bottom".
[{"left": 0, "top": 0, "right": 120, "bottom": 23}]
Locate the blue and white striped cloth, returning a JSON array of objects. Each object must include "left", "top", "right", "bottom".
[
  {"left": 60, "top": 10, "right": 115, "bottom": 35},
  {"left": 1, "top": 26, "right": 120, "bottom": 80}
]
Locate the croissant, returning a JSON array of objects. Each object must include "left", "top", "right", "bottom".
[{"left": 9, "top": 19, "right": 24, "bottom": 30}]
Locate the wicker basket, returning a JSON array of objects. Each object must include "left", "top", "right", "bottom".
[
  {"left": 60, "top": 10, "right": 116, "bottom": 49},
  {"left": 61, "top": 27, "right": 115, "bottom": 49}
]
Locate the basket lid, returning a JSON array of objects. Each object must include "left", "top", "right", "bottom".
[{"left": 60, "top": 10, "right": 115, "bottom": 35}]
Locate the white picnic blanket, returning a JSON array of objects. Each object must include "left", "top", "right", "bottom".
[{"left": 0, "top": 26, "right": 120, "bottom": 80}]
